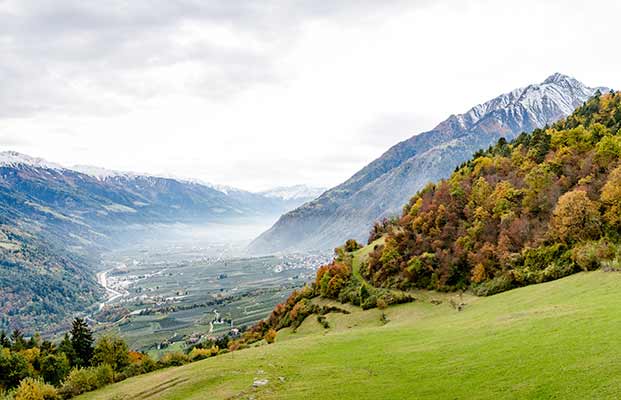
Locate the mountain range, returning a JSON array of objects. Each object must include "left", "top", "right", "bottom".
[
  {"left": 248, "top": 73, "right": 608, "bottom": 254},
  {"left": 0, "top": 151, "right": 322, "bottom": 331}
]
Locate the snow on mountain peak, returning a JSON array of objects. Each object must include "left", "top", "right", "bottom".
[
  {"left": 543, "top": 72, "right": 574, "bottom": 84},
  {"left": 259, "top": 185, "right": 326, "bottom": 201},
  {"left": 454, "top": 73, "right": 606, "bottom": 130},
  {"left": 0, "top": 151, "right": 64, "bottom": 170},
  {"left": 71, "top": 165, "right": 137, "bottom": 180}
]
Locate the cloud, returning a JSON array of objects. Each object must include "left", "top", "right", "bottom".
[
  {"left": 0, "top": 0, "right": 425, "bottom": 118},
  {"left": 1, "top": 0, "right": 620, "bottom": 191}
]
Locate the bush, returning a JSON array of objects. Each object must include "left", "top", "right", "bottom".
[
  {"left": 158, "top": 352, "right": 189, "bottom": 368},
  {"left": 264, "top": 329, "right": 277, "bottom": 344},
  {"left": 473, "top": 275, "right": 514, "bottom": 296},
  {"left": 13, "top": 378, "right": 58, "bottom": 400},
  {"left": 343, "top": 239, "right": 362, "bottom": 252},
  {"left": 188, "top": 347, "right": 218, "bottom": 361},
  {"left": 116, "top": 354, "right": 158, "bottom": 381},
  {"left": 94, "top": 364, "right": 114, "bottom": 386},
  {"left": 58, "top": 365, "right": 113, "bottom": 398},
  {"left": 316, "top": 316, "right": 329, "bottom": 329},
  {"left": 572, "top": 241, "right": 616, "bottom": 271},
  {"left": 522, "top": 244, "right": 568, "bottom": 271},
  {"left": 361, "top": 295, "right": 377, "bottom": 310}
]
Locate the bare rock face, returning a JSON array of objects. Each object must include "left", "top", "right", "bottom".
[{"left": 249, "top": 74, "right": 608, "bottom": 254}]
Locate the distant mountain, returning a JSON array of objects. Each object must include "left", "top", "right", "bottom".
[
  {"left": 0, "top": 152, "right": 314, "bottom": 332},
  {"left": 248, "top": 73, "right": 609, "bottom": 254},
  {"left": 259, "top": 185, "right": 326, "bottom": 209}
]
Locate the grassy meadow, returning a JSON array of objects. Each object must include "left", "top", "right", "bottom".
[{"left": 78, "top": 270, "right": 621, "bottom": 399}]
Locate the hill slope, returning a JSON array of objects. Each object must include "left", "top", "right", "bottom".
[
  {"left": 78, "top": 271, "right": 621, "bottom": 400},
  {"left": 249, "top": 73, "right": 607, "bottom": 254}
]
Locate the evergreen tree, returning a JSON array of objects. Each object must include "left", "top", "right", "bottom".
[
  {"left": 0, "top": 330, "right": 10, "bottom": 348},
  {"left": 57, "top": 333, "right": 76, "bottom": 365},
  {"left": 69, "top": 318, "right": 94, "bottom": 367},
  {"left": 10, "top": 329, "right": 25, "bottom": 351},
  {"left": 40, "top": 339, "right": 54, "bottom": 354}
]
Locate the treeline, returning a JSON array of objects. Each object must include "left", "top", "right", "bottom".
[
  {"left": 0, "top": 318, "right": 228, "bottom": 399},
  {"left": 360, "top": 90, "right": 621, "bottom": 295}
]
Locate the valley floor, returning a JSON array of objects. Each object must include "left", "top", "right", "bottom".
[{"left": 78, "top": 271, "right": 621, "bottom": 399}]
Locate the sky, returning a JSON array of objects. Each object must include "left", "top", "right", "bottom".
[{"left": 0, "top": 0, "right": 620, "bottom": 191}]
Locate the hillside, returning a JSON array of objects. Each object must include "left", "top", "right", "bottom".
[
  {"left": 78, "top": 270, "right": 621, "bottom": 399},
  {"left": 249, "top": 73, "right": 608, "bottom": 254},
  {"left": 361, "top": 90, "right": 621, "bottom": 294}
]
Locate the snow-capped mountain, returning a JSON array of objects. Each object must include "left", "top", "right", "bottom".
[
  {"left": 260, "top": 185, "right": 326, "bottom": 201},
  {"left": 0, "top": 150, "right": 64, "bottom": 170},
  {"left": 71, "top": 164, "right": 139, "bottom": 180},
  {"left": 0, "top": 151, "right": 314, "bottom": 223},
  {"left": 248, "top": 73, "right": 609, "bottom": 254}
]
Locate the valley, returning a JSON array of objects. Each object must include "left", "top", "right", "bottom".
[{"left": 88, "top": 223, "right": 330, "bottom": 353}]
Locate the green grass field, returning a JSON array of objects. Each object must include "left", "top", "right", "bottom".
[{"left": 78, "top": 270, "right": 621, "bottom": 400}]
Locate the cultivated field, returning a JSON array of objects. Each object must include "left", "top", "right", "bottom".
[{"left": 92, "top": 230, "right": 329, "bottom": 353}]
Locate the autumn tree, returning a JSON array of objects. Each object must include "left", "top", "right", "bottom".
[
  {"left": 600, "top": 165, "right": 621, "bottom": 229},
  {"left": 264, "top": 329, "right": 277, "bottom": 344},
  {"left": 550, "top": 190, "right": 601, "bottom": 243}
]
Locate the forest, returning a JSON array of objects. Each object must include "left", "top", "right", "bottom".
[{"left": 361, "top": 90, "right": 621, "bottom": 295}]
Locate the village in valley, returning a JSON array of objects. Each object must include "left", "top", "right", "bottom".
[{"left": 90, "top": 240, "right": 330, "bottom": 356}]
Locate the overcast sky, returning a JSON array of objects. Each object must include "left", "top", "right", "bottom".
[{"left": 0, "top": 0, "right": 620, "bottom": 191}]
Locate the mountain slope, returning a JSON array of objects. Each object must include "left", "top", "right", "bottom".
[
  {"left": 78, "top": 271, "right": 621, "bottom": 400},
  {"left": 249, "top": 73, "right": 608, "bottom": 253},
  {"left": 361, "top": 90, "right": 621, "bottom": 293}
]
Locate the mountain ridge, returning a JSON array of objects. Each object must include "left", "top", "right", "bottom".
[
  {"left": 0, "top": 151, "right": 321, "bottom": 332},
  {"left": 248, "top": 73, "right": 609, "bottom": 254}
]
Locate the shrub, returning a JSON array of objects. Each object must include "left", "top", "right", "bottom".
[
  {"left": 14, "top": 378, "right": 58, "bottom": 400},
  {"left": 376, "top": 297, "right": 388, "bottom": 310},
  {"left": 343, "top": 239, "right": 362, "bottom": 252},
  {"left": 361, "top": 295, "right": 377, "bottom": 310},
  {"left": 58, "top": 364, "right": 113, "bottom": 398},
  {"left": 117, "top": 354, "right": 158, "bottom": 381},
  {"left": 572, "top": 241, "right": 616, "bottom": 271},
  {"left": 158, "top": 352, "right": 190, "bottom": 367},
  {"left": 94, "top": 364, "right": 114, "bottom": 386},
  {"left": 472, "top": 274, "right": 514, "bottom": 296},
  {"left": 316, "top": 316, "right": 329, "bottom": 329},
  {"left": 264, "top": 329, "right": 277, "bottom": 344},
  {"left": 188, "top": 347, "right": 218, "bottom": 361},
  {"left": 522, "top": 244, "right": 569, "bottom": 271}
]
